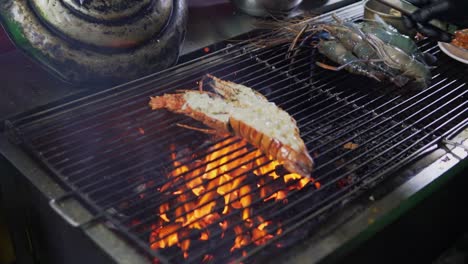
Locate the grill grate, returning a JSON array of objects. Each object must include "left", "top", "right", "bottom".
[{"left": 5, "top": 3, "right": 468, "bottom": 264}]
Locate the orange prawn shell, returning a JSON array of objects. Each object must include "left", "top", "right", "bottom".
[{"left": 229, "top": 117, "right": 314, "bottom": 177}]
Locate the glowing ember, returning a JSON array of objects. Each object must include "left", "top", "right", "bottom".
[
  {"left": 202, "top": 254, "right": 214, "bottom": 262},
  {"left": 149, "top": 138, "right": 319, "bottom": 260}
]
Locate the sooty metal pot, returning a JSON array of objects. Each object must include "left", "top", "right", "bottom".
[
  {"left": 0, "top": 0, "right": 187, "bottom": 85},
  {"left": 231, "top": 0, "right": 303, "bottom": 17}
]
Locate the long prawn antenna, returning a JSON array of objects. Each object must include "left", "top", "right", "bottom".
[
  {"left": 286, "top": 24, "right": 309, "bottom": 60},
  {"left": 331, "top": 13, "right": 343, "bottom": 24}
]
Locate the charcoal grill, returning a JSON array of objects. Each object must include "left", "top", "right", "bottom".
[{"left": 2, "top": 2, "right": 468, "bottom": 264}]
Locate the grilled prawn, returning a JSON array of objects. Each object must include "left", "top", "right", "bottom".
[
  {"left": 149, "top": 74, "right": 314, "bottom": 177},
  {"left": 315, "top": 16, "right": 431, "bottom": 88},
  {"left": 259, "top": 14, "right": 432, "bottom": 88}
]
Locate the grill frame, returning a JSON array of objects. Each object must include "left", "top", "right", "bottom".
[{"left": 2, "top": 2, "right": 468, "bottom": 264}]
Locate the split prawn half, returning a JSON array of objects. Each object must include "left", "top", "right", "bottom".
[{"left": 148, "top": 74, "right": 314, "bottom": 178}]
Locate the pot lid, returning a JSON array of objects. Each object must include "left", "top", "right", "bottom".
[
  {"left": 63, "top": 0, "right": 152, "bottom": 21},
  {"left": 30, "top": 0, "right": 173, "bottom": 49}
]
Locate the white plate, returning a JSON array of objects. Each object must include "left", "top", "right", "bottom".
[{"left": 438, "top": 42, "right": 468, "bottom": 64}]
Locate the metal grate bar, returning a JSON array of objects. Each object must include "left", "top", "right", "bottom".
[
  {"left": 312, "top": 85, "right": 466, "bottom": 174},
  {"left": 307, "top": 75, "right": 458, "bottom": 152}
]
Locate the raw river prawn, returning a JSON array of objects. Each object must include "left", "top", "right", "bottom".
[
  {"left": 149, "top": 74, "right": 314, "bottom": 178},
  {"left": 267, "top": 14, "right": 433, "bottom": 89}
]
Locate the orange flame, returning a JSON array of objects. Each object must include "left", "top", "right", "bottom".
[
  {"left": 202, "top": 254, "right": 214, "bottom": 262},
  {"left": 149, "top": 139, "right": 319, "bottom": 259}
]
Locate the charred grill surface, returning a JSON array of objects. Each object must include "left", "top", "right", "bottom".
[{"left": 4, "top": 3, "right": 467, "bottom": 264}]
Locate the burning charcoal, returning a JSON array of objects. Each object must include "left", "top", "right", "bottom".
[
  {"left": 343, "top": 142, "right": 359, "bottom": 150},
  {"left": 274, "top": 164, "right": 289, "bottom": 176}
]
